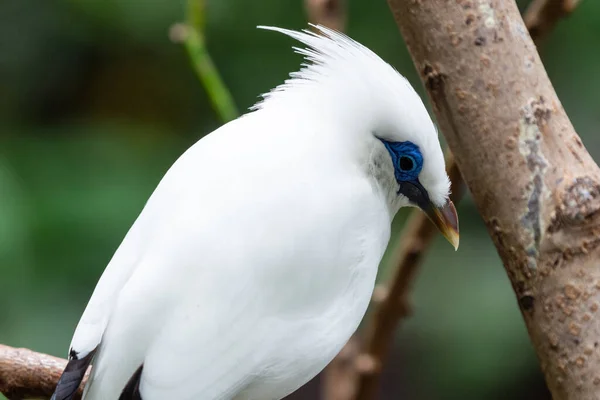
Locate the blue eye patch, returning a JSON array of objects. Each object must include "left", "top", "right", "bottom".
[{"left": 380, "top": 140, "right": 423, "bottom": 182}]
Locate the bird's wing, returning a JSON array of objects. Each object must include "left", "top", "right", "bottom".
[
  {"left": 104, "top": 262, "right": 275, "bottom": 400},
  {"left": 51, "top": 176, "right": 185, "bottom": 400},
  {"left": 56, "top": 109, "right": 385, "bottom": 400},
  {"left": 52, "top": 115, "right": 251, "bottom": 399},
  {"left": 53, "top": 113, "right": 284, "bottom": 399}
]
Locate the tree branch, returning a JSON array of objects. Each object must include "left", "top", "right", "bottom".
[
  {"left": 385, "top": 0, "right": 597, "bottom": 399},
  {"left": 304, "top": 0, "right": 347, "bottom": 33},
  {"left": 0, "top": 344, "right": 87, "bottom": 400},
  {"left": 524, "top": 0, "right": 582, "bottom": 45}
]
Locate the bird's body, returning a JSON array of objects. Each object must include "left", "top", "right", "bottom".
[
  {"left": 52, "top": 25, "right": 458, "bottom": 400},
  {"left": 78, "top": 108, "right": 391, "bottom": 400}
]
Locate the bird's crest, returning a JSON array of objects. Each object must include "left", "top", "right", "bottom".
[{"left": 251, "top": 24, "right": 413, "bottom": 111}]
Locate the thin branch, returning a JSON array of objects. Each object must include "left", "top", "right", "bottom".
[
  {"left": 170, "top": 0, "right": 239, "bottom": 122},
  {"left": 304, "top": 0, "right": 347, "bottom": 32},
  {"left": 524, "top": 0, "right": 582, "bottom": 44},
  {"left": 325, "top": 1, "right": 583, "bottom": 399},
  {"left": 321, "top": 336, "right": 361, "bottom": 400},
  {"left": 0, "top": 344, "right": 87, "bottom": 400}
]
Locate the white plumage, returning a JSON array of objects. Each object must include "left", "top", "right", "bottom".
[{"left": 52, "top": 25, "right": 458, "bottom": 400}]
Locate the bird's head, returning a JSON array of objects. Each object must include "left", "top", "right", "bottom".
[{"left": 254, "top": 24, "right": 459, "bottom": 250}]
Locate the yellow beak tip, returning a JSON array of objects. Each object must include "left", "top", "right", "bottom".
[
  {"left": 429, "top": 199, "right": 460, "bottom": 251},
  {"left": 445, "top": 231, "right": 460, "bottom": 251}
]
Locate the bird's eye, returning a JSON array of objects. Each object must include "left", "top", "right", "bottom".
[{"left": 399, "top": 155, "right": 416, "bottom": 172}]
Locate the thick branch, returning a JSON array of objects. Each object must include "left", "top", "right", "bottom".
[
  {"left": 387, "top": 0, "right": 598, "bottom": 399},
  {"left": 0, "top": 345, "right": 86, "bottom": 400}
]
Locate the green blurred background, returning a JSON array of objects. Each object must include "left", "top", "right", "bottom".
[{"left": 1, "top": 0, "right": 599, "bottom": 399}]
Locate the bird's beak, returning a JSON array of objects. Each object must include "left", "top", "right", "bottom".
[
  {"left": 398, "top": 181, "right": 460, "bottom": 250},
  {"left": 423, "top": 199, "right": 460, "bottom": 250}
]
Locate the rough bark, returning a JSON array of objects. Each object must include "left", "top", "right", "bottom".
[{"left": 387, "top": 0, "right": 600, "bottom": 399}]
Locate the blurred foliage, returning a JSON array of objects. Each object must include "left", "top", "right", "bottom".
[{"left": 1, "top": 0, "right": 599, "bottom": 399}]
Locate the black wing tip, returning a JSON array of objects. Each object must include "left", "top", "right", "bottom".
[
  {"left": 69, "top": 348, "right": 79, "bottom": 360},
  {"left": 51, "top": 348, "right": 96, "bottom": 400},
  {"left": 119, "top": 364, "right": 144, "bottom": 400}
]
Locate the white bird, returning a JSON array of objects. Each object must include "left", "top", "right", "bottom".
[{"left": 51, "top": 24, "right": 458, "bottom": 400}]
